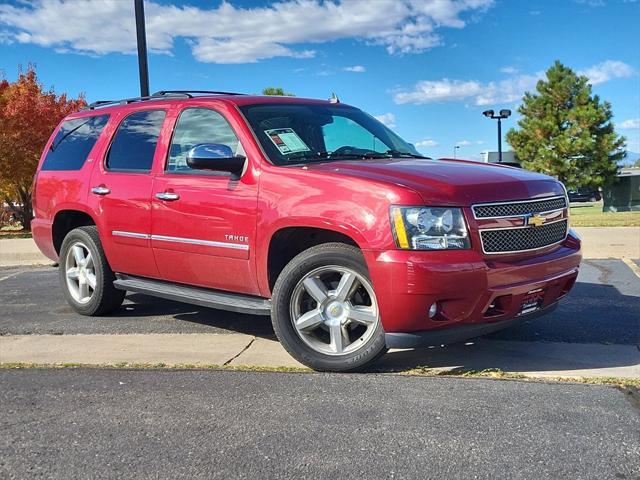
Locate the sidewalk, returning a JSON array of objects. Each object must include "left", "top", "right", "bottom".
[
  {"left": 1, "top": 227, "right": 638, "bottom": 267},
  {"left": 0, "top": 238, "right": 53, "bottom": 267},
  {"left": 1, "top": 333, "right": 638, "bottom": 379}
]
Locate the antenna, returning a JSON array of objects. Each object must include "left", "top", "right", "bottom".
[{"left": 329, "top": 92, "right": 340, "bottom": 104}]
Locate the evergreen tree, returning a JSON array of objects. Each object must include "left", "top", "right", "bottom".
[
  {"left": 262, "top": 87, "right": 294, "bottom": 96},
  {"left": 506, "top": 61, "right": 625, "bottom": 188}
]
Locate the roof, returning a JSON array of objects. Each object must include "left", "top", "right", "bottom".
[{"left": 77, "top": 90, "right": 341, "bottom": 115}]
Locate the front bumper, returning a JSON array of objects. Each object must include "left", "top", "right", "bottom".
[
  {"left": 364, "top": 233, "right": 581, "bottom": 346},
  {"left": 385, "top": 303, "right": 557, "bottom": 348}
]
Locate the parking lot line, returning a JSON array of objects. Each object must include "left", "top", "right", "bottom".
[
  {"left": 621, "top": 258, "right": 640, "bottom": 279},
  {"left": 0, "top": 270, "right": 27, "bottom": 283}
]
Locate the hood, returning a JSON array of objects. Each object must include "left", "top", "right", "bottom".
[{"left": 305, "top": 158, "right": 564, "bottom": 205}]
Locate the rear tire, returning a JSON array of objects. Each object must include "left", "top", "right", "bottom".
[
  {"left": 271, "top": 243, "right": 387, "bottom": 372},
  {"left": 59, "top": 226, "right": 125, "bottom": 316}
]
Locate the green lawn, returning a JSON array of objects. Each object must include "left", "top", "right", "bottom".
[{"left": 570, "top": 202, "right": 640, "bottom": 227}]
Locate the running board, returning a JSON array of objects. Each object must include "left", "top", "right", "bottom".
[{"left": 113, "top": 274, "right": 271, "bottom": 315}]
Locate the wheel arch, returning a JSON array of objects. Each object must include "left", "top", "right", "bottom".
[
  {"left": 264, "top": 225, "right": 362, "bottom": 294},
  {"left": 52, "top": 209, "right": 97, "bottom": 254}
]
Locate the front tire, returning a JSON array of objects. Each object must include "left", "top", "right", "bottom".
[
  {"left": 271, "top": 243, "right": 387, "bottom": 372},
  {"left": 59, "top": 226, "right": 125, "bottom": 316}
]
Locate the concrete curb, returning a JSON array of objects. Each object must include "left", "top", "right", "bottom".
[{"left": 1, "top": 334, "right": 637, "bottom": 379}]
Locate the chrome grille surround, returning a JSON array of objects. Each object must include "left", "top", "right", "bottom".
[
  {"left": 472, "top": 195, "right": 569, "bottom": 254},
  {"left": 472, "top": 195, "right": 567, "bottom": 219}
]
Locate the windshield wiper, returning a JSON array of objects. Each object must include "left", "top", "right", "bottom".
[
  {"left": 285, "top": 149, "right": 430, "bottom": 165},
  {"left": 285, "top": 151, "right": 367, "bottom": 164},
  {"left": 384, "top": 149, "right": 431, "bottom": 159}
]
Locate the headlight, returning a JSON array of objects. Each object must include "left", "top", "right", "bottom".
[{"left": 390, "top": 206, "right": 470, "bottom": 250}]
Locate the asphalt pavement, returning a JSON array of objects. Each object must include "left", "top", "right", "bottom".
[
  {"left": 1, "top": 259, "right": 638, "bottom": 345},
  {"left": 1, "top": 369, "right": 638, "bottom": 479}
]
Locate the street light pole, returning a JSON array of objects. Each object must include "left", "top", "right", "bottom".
[
  {"left": 134, "top": 0, "right": 150, "bottom": 97},
  {"left": 497, "top": 117, "right": 502, "bottom": 163},
  {"left": 482, "top": 109, "right": 511, "bottom": 163}
]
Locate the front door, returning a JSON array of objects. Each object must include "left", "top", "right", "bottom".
[
  {"left": 88, "top": 108, "right": 167, "bottom": 278},
  {"left": 150, "top": 107, "right": 259, "bottom": 295}
]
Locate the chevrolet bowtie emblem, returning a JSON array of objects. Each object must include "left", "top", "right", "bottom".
[{"left": 527, "top": 214, "right": 546, "bottom": 227}]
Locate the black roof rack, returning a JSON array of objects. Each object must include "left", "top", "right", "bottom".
[
  {"left": 153, "top": 90, "right": 245, "bottom": 97},
  {"left": 84, "top": 90, "right": 245, "bottom": 110}
]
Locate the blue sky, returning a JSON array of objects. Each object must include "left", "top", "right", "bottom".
[{"left": 1, "top": 0, "right": 639, "bottom": 161}]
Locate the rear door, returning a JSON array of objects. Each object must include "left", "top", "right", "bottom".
[
  {"left": 88, "top": 108, "right": 167, "bottom": 278},
  {"left": 150, "top": 106, "right": 260, "bottom": 294}
]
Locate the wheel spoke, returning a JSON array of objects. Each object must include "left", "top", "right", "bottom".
[
  {"left": 347, "top": 305, "right": 378, "bottom": 326},
  {"left": 84, "top": 252, "right": 93, "bottom": 268},
  {"left": 85, "top": 272, "right": 97, "bottom": 289},
  {"left": 334, "top": 271, "right": 357, "bottom": 302},
  {"left": 302, "top": 277, "right": 329, "bottom": 304},
  {"left": 78, "top": 280, "right": 90, "bottom": 300},
  {"left": 72, "top": 245, "right": 85, "bottom": 265},
  {"left": 329, "top": 322, "right": 350, "bottom": 353},
  {"left": 295, "top": 309, "right": 324, "bottom": 332},
  {"left": 66, "top": 267, "right": 80, "bottom": 280}
]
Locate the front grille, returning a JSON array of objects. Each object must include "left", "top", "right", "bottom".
[
  {"left": 480, "top": 220, "right": 568, "bottom": 254},
  {"left": 473, "top": 196, "right": 567, "bottom": 218}
]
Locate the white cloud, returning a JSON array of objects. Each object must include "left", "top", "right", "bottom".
[
  {"left": 374, "top": 113, "right": 396, "bottom": 128},
  {"left": 415, "top": 139, "right": 438, "bottom": 148},
  {"left": 474, "top": 73, "right": 541, "bottom": 106},
  {"left": 393, "top": 74, "right": 540, "bottom": 105},
  {"left": 394, "top": 79, "right": 484, "bottom": 104},
  {"left": 394, "top": 59, "right": 634, "bottom": 106},
  {"left": 456, "top": 140, "right": 472, "bottom": 146},
  {"left": 578, "top": 60, "right": 635, "bottom": 85},
  {"left": 500, "top": 66, "right": 518, "bottom": 74},
  {"left": 573, "top": 0, "right": 605, "bottom": 6},
  {"left": 344, "top": 65, "right": 366, "bottom": 73},
  {"left": 619, "top": 118, "right": 640, "bottom": 129},
  {"left": 0, "top": 0, "right": 494, "bottom": 64}
]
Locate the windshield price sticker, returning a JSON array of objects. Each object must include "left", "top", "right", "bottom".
[{"left": 265, "top": 128, "right": 310, "bottom": 154}]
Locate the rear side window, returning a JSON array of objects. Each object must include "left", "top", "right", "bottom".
[
  {"left": 41, "top": 115, "right": 109, "bottom": 171},
  {"left": 106, "top": 110, "right": 166, "bottom": 171}
]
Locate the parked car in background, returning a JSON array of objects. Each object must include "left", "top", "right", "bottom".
[
  {"left": 567, "top": 188, "right": 602, "bottom": 203},
  {"left": 31, "top": 91, "right": 582, "bottom": 371}
]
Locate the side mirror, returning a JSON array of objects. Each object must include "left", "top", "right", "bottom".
[{"left": 186, "top": 144, "right": 246, "bottom": 179}]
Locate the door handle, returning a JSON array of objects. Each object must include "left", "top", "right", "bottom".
[
  {"left": 155, "top": 191, "right": 180, "bottom": 201},
  {"left": 91, "top": 186, "right": 111, "bottom": 195}
]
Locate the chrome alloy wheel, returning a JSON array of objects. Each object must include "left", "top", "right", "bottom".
[
  {"left": 290, "top": 265, "right": 380, "bottom": 356},
  {"left": 64, "top": 241, "right": 96, "bottom": 304}
]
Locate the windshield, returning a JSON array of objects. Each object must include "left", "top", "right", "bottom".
[{"left": 238, "top": 103, "right": 423, "bottom": 166}]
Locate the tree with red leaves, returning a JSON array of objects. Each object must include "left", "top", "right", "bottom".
[{"left": 0, "top": 66, "right": 86, "bottom": 230}]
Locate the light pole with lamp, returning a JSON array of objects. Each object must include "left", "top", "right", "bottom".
[
  {"left": 482, "top": 109, "right": 511, "bottom": 163},
  {"left": 453, "top": 145, "right": 460, "bottom": 159}
]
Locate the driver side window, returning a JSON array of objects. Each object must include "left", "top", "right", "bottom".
[
  {"left": 323, "top": 116, "right": 387, "bottom": 153},
  {"left": 167, "top": 108, "right": 242, "bottom": 172}
]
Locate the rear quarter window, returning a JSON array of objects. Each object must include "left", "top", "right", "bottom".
[
  {"left": 106, "top": 110, "right": 166, "bottom": 172},
  {"left": 41, "top": 115, "right": 109, "bottom": 171}
]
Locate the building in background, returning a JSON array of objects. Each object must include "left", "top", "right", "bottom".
[
  {"left": 603, "top": 167, "right": 640, "bottom": 212},
  {"left": 481, "top": 150, "right": 520, "bottom": 167}
]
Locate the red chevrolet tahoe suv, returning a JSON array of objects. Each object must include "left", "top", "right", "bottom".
[{"left": 32, "top": 90, "right": 581, "bottom": 371}]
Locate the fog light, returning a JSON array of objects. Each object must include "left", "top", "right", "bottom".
[{"left": 428, "top": 302, "right": 438, "bottom": 318}]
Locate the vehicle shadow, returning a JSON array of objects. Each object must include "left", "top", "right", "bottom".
[
  {"left": 114, "top": 293, "right": 277, "bottom": 338},
  {"left": 373, "top": 282, "right": 639, "bottom": 374},
  {"left": 114, "top": 281, "right": 639, "bottom": 375}
]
